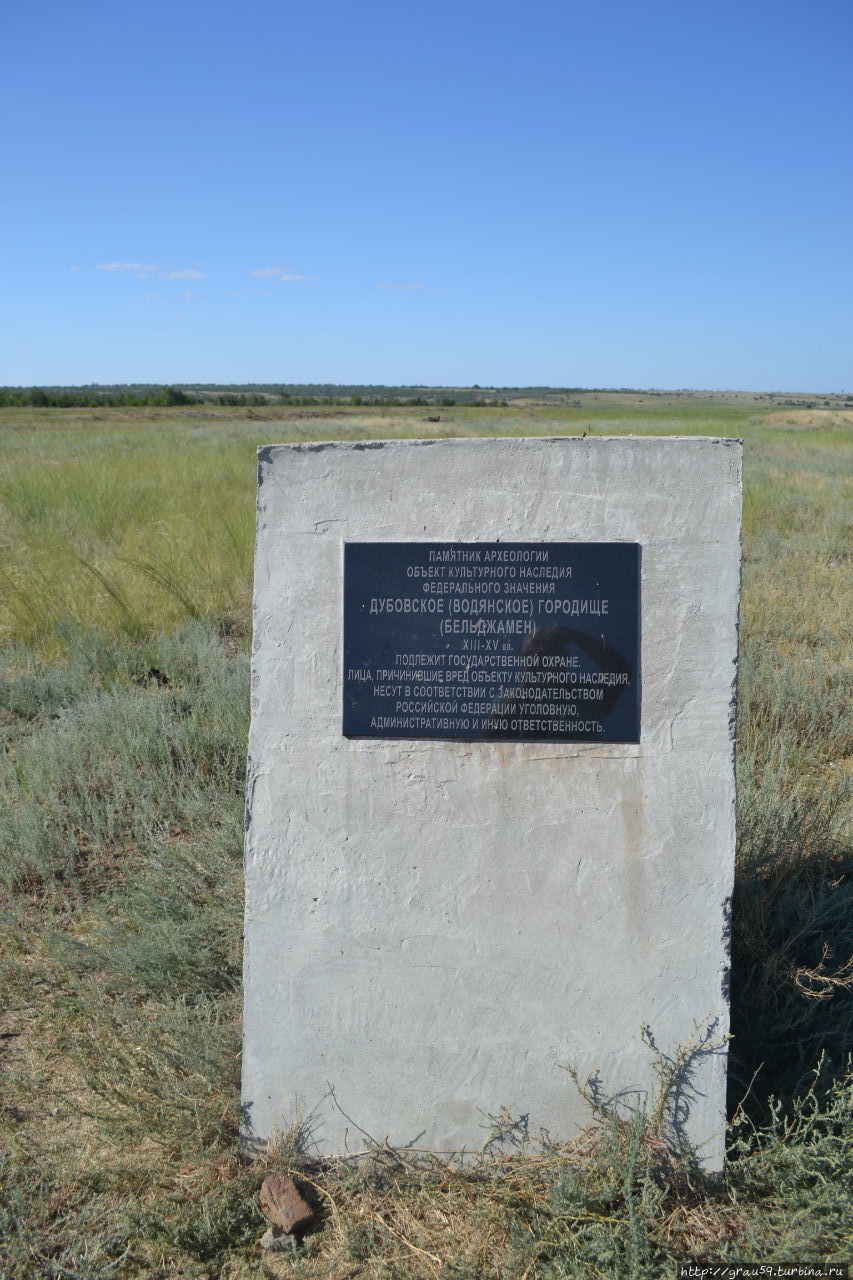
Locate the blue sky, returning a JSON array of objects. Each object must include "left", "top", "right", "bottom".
[{"left": 3, "top": 0, "right": 851, "bottom": 390}]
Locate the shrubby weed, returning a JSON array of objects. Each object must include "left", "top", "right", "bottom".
[
  {"left": 1, "top": 400, "right": 852, "bottom": 1277},
  {"left": 728, "top": 1060, "right": 853, "bottom": 1263},
  {"left": 1, "top": 618, "right": 254, "bottom": 1276},
  {"left": 0, "top": 621, "right": 249, "bottom": 896}
]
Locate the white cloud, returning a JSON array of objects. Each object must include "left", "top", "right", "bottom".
[
  {"left": 248, "top": 265, "right": 314, "bottom": 282},
  {"left": 374, "top": 280, "right": 430, "bottom": 291},
  {"left": 161, "top": 269, "right": 206, "bottom": 280},
  {"left": 183, "top": 291, "right": 200, "bottom": 301},
  {"left": 96, "top": 261, "right": 161, "bottom": 272},
  {"left": 141, "top": 291, "right": 158, "bottom": 299}
]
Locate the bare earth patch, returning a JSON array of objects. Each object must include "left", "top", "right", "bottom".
[{"left": 763, "top": 408, "right": 853, "bottom": 428}]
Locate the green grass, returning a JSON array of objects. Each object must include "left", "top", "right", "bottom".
[
  {"left": 0, "top": 410, "right": 259, "bottom": 649},
  {"left": 1, "top": 398, "right": 852, "bottom": 1277},
  {"left": 0, "top": 395, "right": 796, "bottom": 652}
]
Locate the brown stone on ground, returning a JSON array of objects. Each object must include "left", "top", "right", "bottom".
[{"left": 259, "top": 1173, "right": 314, "bottom": 1232}]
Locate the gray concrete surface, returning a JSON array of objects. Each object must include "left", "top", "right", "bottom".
[{"left": 242, "top": 436, "right": 741, "bottom": 1170}]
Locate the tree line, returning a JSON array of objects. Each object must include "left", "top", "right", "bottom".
[{"left": 0, "top": 385, "right": 516, "bottom": 409}]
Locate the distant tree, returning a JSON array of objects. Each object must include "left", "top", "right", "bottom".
[{"left": 164, "top": 386, "right": 192, "bottom": 406}]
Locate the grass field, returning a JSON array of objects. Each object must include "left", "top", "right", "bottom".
[{"left": 1, "top": 396, "right": 852, "bottom": 1277}]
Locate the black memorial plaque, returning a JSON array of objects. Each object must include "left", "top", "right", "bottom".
[{"left": 343, "top": 542, "right": 641, "bottom": 743}]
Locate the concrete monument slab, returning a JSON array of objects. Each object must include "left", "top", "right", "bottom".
[{"left": 242, "top": 436, "right": 741, "bottom": 1171}]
